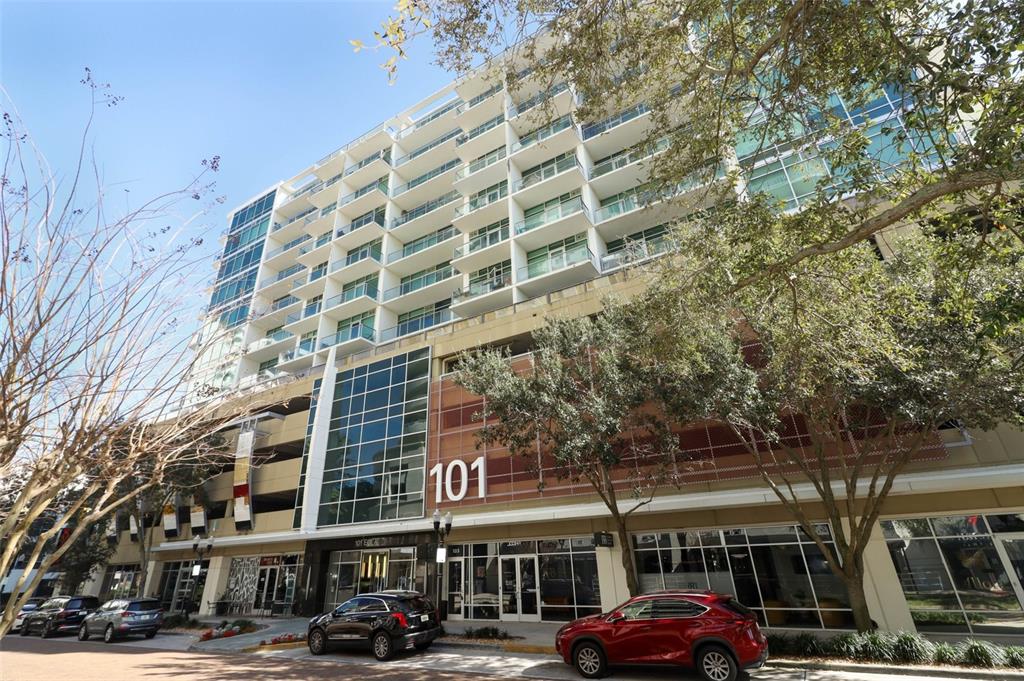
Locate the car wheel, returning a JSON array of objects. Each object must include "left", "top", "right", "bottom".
[
  {"left": 696, "top": 644, "right": 738, "bottom": 681},
  {"left": 573, "top": 641, "right": 607, "bottom": 679},
  {"left": 78, "top": 623, "right": 90, "bottom": 641},
  {"left": 413, "top": 641, "right": 432, "bottom": 651},
  {"left": 145, "top": 630, "right": 156, "bottom": 639},
  {"left": 372, "top": 631, "right": 393, "bottom": 661},
  {"left": 308, "top": 628, "right": 327, "bottom": 655},
  {"left": 19, "top": 623, "right": 30, "bottom": 636},
  {"left": 103, "top": 624, "right": 116, "bottom": 644},
  {"left": 40, "top": 621, "right": 53, "bottom": 638}
]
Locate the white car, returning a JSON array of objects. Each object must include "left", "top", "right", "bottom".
[{"left": 10, "top": 597, "right": 47, "bottom": 632}]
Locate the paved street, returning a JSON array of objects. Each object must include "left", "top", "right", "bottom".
[{"left": 0, "top": 634, "right": 996, "bottom": 681}]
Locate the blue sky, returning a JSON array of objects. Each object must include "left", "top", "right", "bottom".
[{"left": 1, "top": 0, "right": 452, "bottom": 264}]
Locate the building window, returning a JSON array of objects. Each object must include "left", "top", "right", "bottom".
[
  {"left": 882, "top": 514, "right": 1024, "bottom": 635},
  {"left": 633, "top": 525, "right": 854, "bottom": 629}
]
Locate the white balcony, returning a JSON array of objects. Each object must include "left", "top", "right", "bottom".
[
  {"left": 390, "top": 159, "right": 462, "bottom": 212},
  {"left": 510, "top": 116, "right": 581, "bottom": 168},
  {"left": 386, "top": 227, "right": 460, "bottom": 277},
  {"left": 269, "top": 206, "right": 318, "bottom": 242},
  {"left": 513, "top": 197, "right": 593, "bottom": 251},
  {"left": 390, "top": 191, "right": 461, "bottom": 242},
  {"left": 451, "top": 228, "right": 511, "bottom": 274},
  {"left": 452, "top": 190, "right": 509, "bottom": 234},
  {"left": 327, "top": 251, "right": 382, "bottom": 282},
  {"left": 256, "top": 265, "right": 307, "bottom": 297},
  {"left": 393, "top": 128, "right": 461, "bottom": 179},
  {"left": 283, "top": 303, "right": 322, "bottom": 335},
  {"left": 592, "top": 171, "right": 722, "bottom": 241},
  {"left": 397, "top": 98, "right": 464, "bottom": 150},
  {"left": 452, "top": 147, "right": 508, "bottom": 196},
  {"left": 456, "top": 83, "right": 504, "bottom": 130},
  {"left": 511, "top": 156, "right": 585, "bottom": 208},
  {"left": 321, "top": 284, "right": 378, "bottom": 321},
  {"left": 582, "top": 102, "right": 656, "bottom": 160},
  {"left": 342, "top": 149, "right": 392, "bottom": 188},
  {"left": 456, "top": 115, "right": 507, "bottom": 161},
  {"left": 313, "top": 147, "right": 346, "bottom": 180},
  {"left": 319, "top": 323, "right": 376, "bottom": 356},
  {"left": 263, "top": 233, "right": 312, "bottom": 268},
  {"left": 450, "top": 275, "right": 514, "bottom": 317},
  {"left": 249, "top": 295, "right": 301, "bottom": 328},
  {"left": 290, "top": 269, "right": 328, "bottom": 300},
  {"left": 302, "top": 204, "right": 339, "bottom": 238},
  {"left": 508, "top": 83, "right": 575, "bottom": 135},
  {"left": 308, "top": 175, "right": 342, "bottom": 210},
  {"left": 344, "top": 125, "right": 395, "bottom": 167},
  {"left": 335, "top": 217, "right": 386, "bottom": 251},
  {"left": 381, "top": 268, "right": 462, "bottom": 315},
  {"left": 515, "top": 246, "right": 600, "bottom": 298},
  {"left": 278, "top": 341, "right": 317, "bottom": 371},
  {"left": 588, "top": 136, "right": 670, "bottom": 197},
  {"left": 338, "top": 181, "right": 389, "bottom": 220},
  {"left": 244, "top": 330, "right": 295, "bottom": 363},
  {"left": 377, "top": 308, "right": 457, "bottom": 344},
  {"left": 295, "top": 234, "right": 334, "bottom": 266}
]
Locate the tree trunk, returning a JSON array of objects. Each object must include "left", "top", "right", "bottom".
[
  {"left": 845, "top": 568, "right": 873, "bottom": 633},
  {"left": 610, "top": 511, "right": 639, "bottom": 597}
]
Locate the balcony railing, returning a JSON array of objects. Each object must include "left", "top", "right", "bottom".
[
  {"left": 454, "top": 183, "right": 508, "bottom": 218},
  {"left": 378, "top": 307, "right": 455, "bottom": 343},
  {"left": 340, "top": 210, "right": 386, "bottom": 239},
  {"left": 344, "top": 148, "right": 391, "bottom": 176},
  {"left": 518, "top": 246, "right": 596, "bottom": 281},
  {"left": 258, "top": 263, "right": 306, "bottom": 289},
  {"left": 590, "top": 136, "right": 670, "bottom": 179},
  {"left": 403, "top": 98, "right": 464, "bottom": 136},
  {"left": 511, "top": 115, "right": 574, "bottom": 153},
  {"left": 325, "top": 282, "right": 378, "bottom": 309},
  {"left": 514, "top": 196, "right": 590, "bottom": 235},
  {"left": 388, "top": 225, "right": 457, "bottom": 263},
  {"left": 272, "top": 206, "right": 318, "bottom": 232},
  {"left": 453, "top": 274, "right": 512, "bottom": 303},
  {"left": 456, "top": 114, "right": 505, "bottom": 146},
  {"left": 391, "top": 158, "right": 462, "bottom": 197},
  {"left": 582, "top": 101, "right": 650, "bottom": 140},
  {"left": 466, "top": 83, "right": 503, "bottom": 109},
  {"left": 393, "top": 129, "right": 462, "bottom": 167},
  {"left": 508, "top": 82, "right": 570, "bottom": 118},
  {"left": 325, "top": 173, "right": 344, "bottom": 189},
  {"left": 455, "top": 146, "right": 507, "bottom": 181},
  {"left": 453, "top": 223, "right": 510, "bottom": 259},
  {"left": 383, "top": 265, "right": 456, "bottom": 301},
  {"left": 246, "top": 329, "right": 294, "bottom": 352},
  {"left": 513, "top": 154, "right": 582, "bottom": 193},
  {"left": 341, "top": 178, "right": 388, "bottom": 206},
  {"left": 285, "top": 300, "right": 322, "bottom": 324},
  {"left": 320, "top": 323, "right": 375, "bottom": 349},
  {"left": 330, "top": 247, "right": 382, "bottom": 273},
  {"left": 391, "top": 191, "right": 461, "bottom": 229},
  {"left": 600, "top": 238, "right": 672, "bottom": 272},
  {"left": 265, "top": 233, "right": 312, "bottom": 259},
  {"left": 283, "top": 179, "right": 324, "bottom": 205},
  {"left": 280, "top": 343, "right": 315, "bottom": 363},
  {"left": 262, "top": 295, "right": 299, "bottom": 314}
]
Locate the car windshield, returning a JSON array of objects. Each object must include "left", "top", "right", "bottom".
[
  {"left": 127, "top": 601, "right": 159, "bottom": 612},
  {"left": 40, "top": 598, "right": 68, "bottom": 609},
  {"left": 720, "top": 598, "right": 755, "bottom": 617},
  {"left": 20, "top": 603, "right": 40, "bottom": 611}
]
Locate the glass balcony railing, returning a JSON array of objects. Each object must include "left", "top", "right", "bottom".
[
  {"left": 391, "top": 159, "right": 461, "bottom": 197},
  {"left": 582, "top": 102, "right": 650, "bottom": 140},
  {"left": 330, "top": 248, "right": 382, "bottom": 273},
  {"left": 309, "top": 267, "right": 327, "bottom": 283},
  {"left": 455, "top": 146, "right": 507, "bottom": 181},
  {"left": 457, "top": 114, "right": 505, "bottom": 146},
  {"left": 271, "top": 206, "right": 318, "bottom": 233},
  {"left": 388, "top": 226, "right": 457, "bottom": 263},
  {"left": 404, "top": 98, "right": 464, "bottom": 135},
  {"left": 466, "top": 83, "right": 503, "bottom": 109},
  {"left": 590, "top": 136, "right": 671, "bottom": 179},
  {"left": 514, "top": 196, "right": 590, "bottom": 235},
  {"left": 265, "top": 233, "right": 312, "bottom": 259},
  {"left": 592, "top": 192, "right": 646, "bottom": 223},
  {"left": 314, "top": 231, "right": 333, "bottom": 248},
  {"left": 282, "top": 179, "right": 323, "bottom": 205},
  {"left": 600, "top": 238, "right": 672, "bottom": 272},
  {"left": 344, "top": 148, "right": 391, "bottom": 177},
  {"left": 511, "top": 115, "right": 575, "bottom": 153},
  {"left": 320, "top": 323, "right": 375, "bottom": 349},
  {"left": 383, "top": 265, "right": 456, "bottom": 301},
  {"left": 508, "top": 82, "right": 570, "bottom": 118},
  {"left": 339, "top": 211, "right": 386, "bottom": 239},
  {"left": 285, "top": 300, "right": 321, "bottom": 325},
  {"left": 325, "top": 283, "right": 378, "bottom": 310},
  {"left": 393, "top": 129, "right": 462, "bottom": 167},
  {"left": 513, "top": 155, "right": 581, "bottom": 193},
  {"left": 280, "top": 343, "right": 315, "bottom": 363},
  {"left": 391, "top": 191, "right": 461, "bottom": 229},
  {"left": 378, "top": 308, "right": 455, "bottom": 343},
  {"left": 341, "top": 178, "right": 388, "bottom": 206},
  {"left": 324, "top": 173, "right": 344, "bottom": 189},
  {"left": 454, "top": 183, "right": 508, "bottom": 218},
  {"left": 518, "top": 246, "right": 596, "bottom": 281},
  {"left": 258, "top": 263, "right": 306, "bottom": 289},
  {"left": 265, "top": 295, "right": 299, "bottom": 313},
  {"left": 453, "top": 274, "right": 512, "bottom": 303},
  {"left": 246, "top": 329, "right": 294, "bottom": 352},
  {"left": 453, "top": 223, "right": 510, "bottom": 259}
]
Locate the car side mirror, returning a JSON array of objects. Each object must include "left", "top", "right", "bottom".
[{"left": 607, "top": 611, "right": 626, "bottom": 624}]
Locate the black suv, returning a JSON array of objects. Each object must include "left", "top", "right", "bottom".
[
  {"left": 307, "top": 591, "right": 441, "bottom": 661},
  {"left": 19, "top": 595, "right": 101, "bottom": 637}
]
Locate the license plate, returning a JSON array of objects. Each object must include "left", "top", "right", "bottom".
[
  {"left": 144, "top": 614, "right": 156, "bottom": 620},
  {"left": 420, "top": 614, "right": 430, "bottom": 623}
]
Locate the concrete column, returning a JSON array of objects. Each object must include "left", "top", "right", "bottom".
[
  {"left": 860, "top": 521, "right": 915, "bottom": 632},
  {"left": 596, "top": 539, "right": 630, "bottom": 612},
  {"left": 80, "top": 566, "right": 104, "bottom": 597},
  {"left": 199, "top": 555, "right": 232, "bottom": 617},
  {"left": 300, "top": 347, "right": 338, "bottom": 531},
  {"left": 143, "top": 559, "right": 161, "bottom": 598}
]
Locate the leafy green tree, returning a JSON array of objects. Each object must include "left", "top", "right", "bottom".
[
  {"left": 360, "top": 0, "right": 1023, "bottom": 285},
  {"left": 56, "top": 518, "right": 116, "bottom": 595},
  {"left": 454, "top": 312, "right": 683, "bottom": 596},
  {"left": 627, "top": 224, "right": 1024, "bottom": 631}
]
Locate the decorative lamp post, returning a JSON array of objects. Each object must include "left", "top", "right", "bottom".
[{"left": 432, "top": 509, "right": 453, "bottom": 619}]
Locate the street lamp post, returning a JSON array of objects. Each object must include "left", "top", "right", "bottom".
[
  {"left": 432, "top": 509, "right": 452, "bottom": 619},
  {"left": 189, "top": 535, "right": 213, "bottom": 616}
]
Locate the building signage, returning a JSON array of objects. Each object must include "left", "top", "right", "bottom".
[
  {"left": 430, "top": 455, "right": 486, "bottom": 503},
  {"left": 594, "top": 532, "right": 614, "bottom": 548},
  {"left": 190, "top": 504, "right": 207, "bottom": 535},
  {"left": 233, "top": 420, "right": 257, "bottom": 531},
  {"left": 162, "top": 503, "right": 179, "bottom": 538}
]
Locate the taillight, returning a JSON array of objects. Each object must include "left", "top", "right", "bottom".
[
  {"left": 121, "top": 611, "right": 133, "bottom": 618},
  {"left": 392, "top": 612, "right": 408, "bottom": 628}
]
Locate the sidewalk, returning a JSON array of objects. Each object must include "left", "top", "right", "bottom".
[
  {"left": 189, "top": 616, "right": 307, "bottom": 651},
  {"left": 441, "top": 620, "right": 560, "bottom": 652}
]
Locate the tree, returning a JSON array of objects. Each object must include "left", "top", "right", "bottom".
[
  {"left": 359, "top": 0, "right": 1023, "bottom": 286},
  {"left": 0, "top": 73, "right": 271, "bottom": 634},
  {"left": 55, "top": 517, "right": 117, "bottom": 596},
  {"left": 453, "top": 312, "right": 684, "bottom": 596},
  {"left": 626, "top": 222, "right": 1024, "bottom": 631}
]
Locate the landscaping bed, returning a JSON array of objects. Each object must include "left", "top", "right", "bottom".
[{"left": 196, "top": 618, "right": 265, "bottom": 642}]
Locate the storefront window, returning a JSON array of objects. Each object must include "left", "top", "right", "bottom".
[
  {"left": 883, "top": 514, "right": 1024, "bottom": 634},
  {"left": 634, "top": 525, "right": 853, "bottom": 629},
  {"left": 100, "top": 564, "right": 141, "bottom": 600}
]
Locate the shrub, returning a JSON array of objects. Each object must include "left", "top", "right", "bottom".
[
  {"left": 162, "top": 614, "right": 205, "bottom": 629},
  {"left": 462, "top": 626, "right": 509, "bottom": 639},
  {"left": 856, "top": 631, "right": 897, "bottom": 663},
  {"left": 1004, "top": 646, "right": 1024, "bottom": 669},
  {"left": 765, "top": 633, "right": 793, "bottom": 656},
  {"left": 828, "top": 632, "right": 863, "bottom": 660},
  {"left": 957, "top": 639, "right": 1005, "bottom": 668},
  {"left": 891, "top": 632, "right": 932, "bottom": 665},
  {"left": 932, "top": 641, "right": 960, "bottom": 665},
  {"left": 229, "top": 618, "right": 256, "bottom": 631}
]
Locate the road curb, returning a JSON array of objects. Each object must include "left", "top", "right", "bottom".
[
  {"left": 771, "top": 658, "right": 1024, "bottom": 680},
  {"left": 435, "top": 638, "right": 557, "bottom": 655}
]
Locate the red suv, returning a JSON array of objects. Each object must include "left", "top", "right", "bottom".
[{"left": 555, "top": 591, "right": 768, "bottom": 681}]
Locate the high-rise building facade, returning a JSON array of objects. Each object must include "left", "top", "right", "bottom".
[{"left": 89, "top": 60, "right": 1024, "bottom": 639}]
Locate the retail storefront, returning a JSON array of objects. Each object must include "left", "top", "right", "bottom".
[
  {"left": 220, "top": 553, "right": 303, "bottom": 616},
  {"left": 444, "top": 535, "right": 602, "bottom": 623},
  {"left": 156, "top": 559, "right": 209, "bottom": 613},
  {"left": 98, "top": 563, "right": 142, "bottom": 601}
]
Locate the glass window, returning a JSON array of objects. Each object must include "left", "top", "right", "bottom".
[{"left": 619, "top": 599, "right": 654, "bottom": 620}]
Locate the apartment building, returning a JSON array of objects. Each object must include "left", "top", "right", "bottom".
[{"left": 86, "top": 58, "right": 1024, "bottom": 640}]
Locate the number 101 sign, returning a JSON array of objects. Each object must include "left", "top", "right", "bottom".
[{"left": 429, "top": 456, "right": 486, "bottom": 503}]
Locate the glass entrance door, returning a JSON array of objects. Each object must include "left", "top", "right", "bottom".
[
  {"left": 500, "top": 555, "right": 540, "bottom": 622},
  {"left": 447, "top": 558, "right": 465, "bottom": 620},
  {"left": 254, "top": 566, "right": 279, "bottom": 614},
  {"left": 997, "top": 536, "right": 1024, "bottom": 608}
]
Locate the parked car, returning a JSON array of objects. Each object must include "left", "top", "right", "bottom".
[
  {"left": 19, "top": 595, "right": 101, "bottom": 638},
  {"left": 307, "top": 590, "right": 441, "bottom": 661},
  {"left": 554, "top": 590, "right": 768, "bottom": 681},
  {"left": 79, "top": 598, "right": 163, "bottom": 643},
  {"left": 10, "top": 597, "right": 48, "bottom": 633}
]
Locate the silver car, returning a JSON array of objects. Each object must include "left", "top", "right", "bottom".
[
  {"left": 11, "top": 597, "right": 47, "bottom": 632},
  {"left": 79, "top": 598, "right": 163, "bottom": 643}
]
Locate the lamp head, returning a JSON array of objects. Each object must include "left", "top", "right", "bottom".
[
  {"left": 443, "top": 512, "right": 453, "bottom": 535},
  {"left": 432, "top": 508, "right": 441, "bottom": 532}
]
